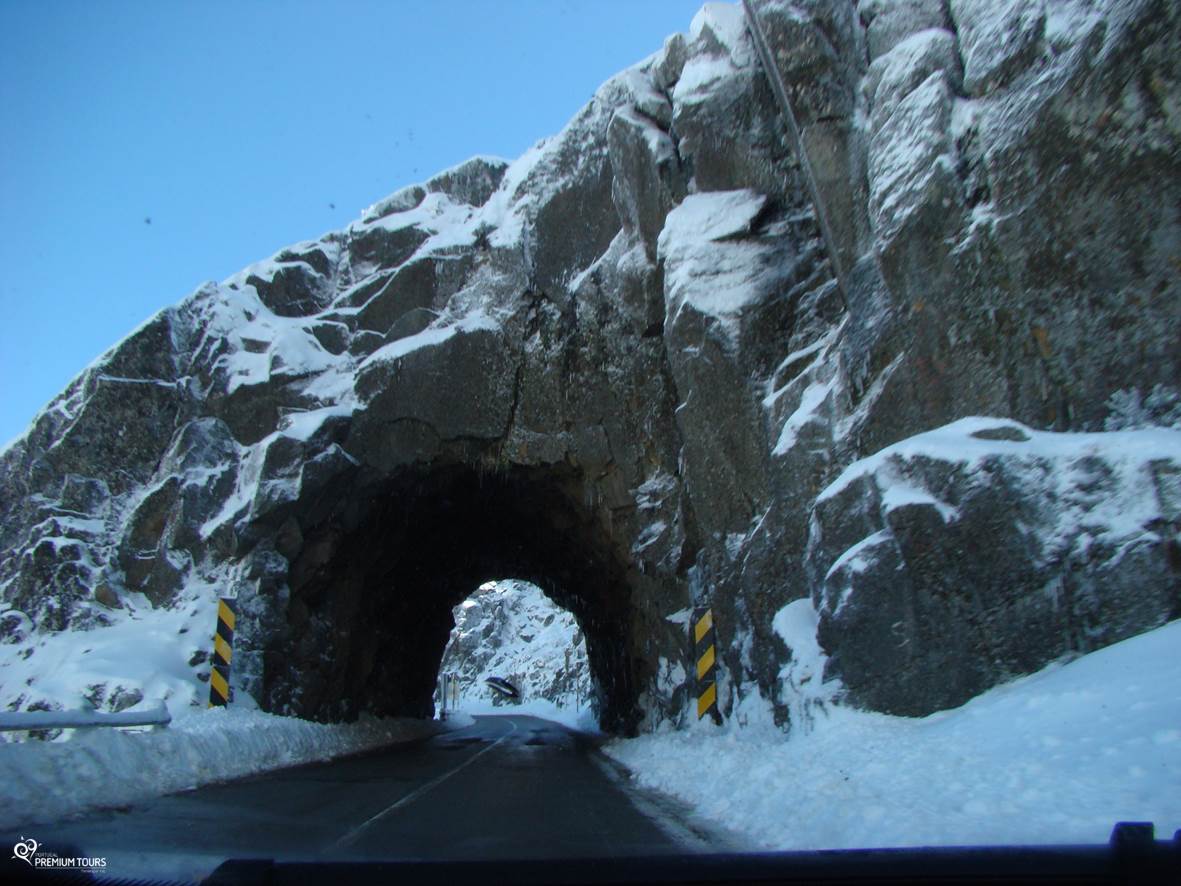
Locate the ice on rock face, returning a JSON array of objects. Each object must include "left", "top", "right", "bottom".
[{"left": 773, "top": 597, "right": 841, "bottom": 731}]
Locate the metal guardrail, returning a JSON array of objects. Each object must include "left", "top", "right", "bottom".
[{"left": 0, "top": 700, "right": 171, "bottom": 732}]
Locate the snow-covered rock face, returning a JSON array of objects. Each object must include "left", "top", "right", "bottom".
[
  {"left": 0, "top": 0, "right": 1178, "bottom": 735},
  {"left": 806, "top": 418, "right": 1181, "bottom": 715},
  {"left": 439, "top": 581, "right": 592, "bottom": 712}
]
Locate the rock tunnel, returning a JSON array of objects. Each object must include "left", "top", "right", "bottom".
[{"left": 257, "top": 459, "right": 646, "bottom": 735}]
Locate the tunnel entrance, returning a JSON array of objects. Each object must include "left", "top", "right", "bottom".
[
  {"left": 439, "top": 579, "right": 594, "bottom": 722},
  {"left": 260, "top": 461, "right": 644, "bottom": 734}
]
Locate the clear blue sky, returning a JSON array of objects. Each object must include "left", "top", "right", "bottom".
[{"left": 0, "top": 0, "right": 706, "bottom": 448}]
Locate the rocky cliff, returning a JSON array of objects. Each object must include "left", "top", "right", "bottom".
[
  {"left": 0, "top": 0, "right": 1178, "bottom": 734},
  {"left": 439, "top": 580, "right": 592, "bottom": 711}
]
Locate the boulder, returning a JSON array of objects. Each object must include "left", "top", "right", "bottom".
[
  {"left": 951, "top": 0, "right": 1045, "bottom": 96},
  {"left": 425, "top": 156, "right": 509, "bottom": 208},
  {"left": 608, "top": 106, "right": 686, "bottom": 259},
  {"left": 858, "top": 0, "right": 949, "bottom": 61},
  {"left": 806, "top": 419, "right": 1181, "bottom": 715}
]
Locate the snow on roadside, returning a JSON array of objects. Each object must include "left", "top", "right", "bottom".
[
  {"left": 606, "top": 619, "right": 1181, "bottom": 850},
  {"left": 0, "top": 594, "right": 216, "bottom": 720},
  {"left": 453, "top": 698, "right": 599, "bottom": 734},
  {"left": 0, "top": 706, "right": 446, "bottom": 831}
]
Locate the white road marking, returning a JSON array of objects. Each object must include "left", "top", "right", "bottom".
[{"left": 330, "top": 718, "right": 518, "bottom": 851}]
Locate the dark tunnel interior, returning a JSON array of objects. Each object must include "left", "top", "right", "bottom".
[{"left": 263, "top": 461, "right": 645, "bottom": 734}]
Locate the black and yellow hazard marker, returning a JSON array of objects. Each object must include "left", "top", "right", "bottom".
[
  {"left": 692, "top": 606, "right": 719, "bottom": 721},
  {"left": 209, "top": 597, "right": 236, "bottom": 707}
]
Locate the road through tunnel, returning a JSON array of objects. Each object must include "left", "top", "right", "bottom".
[{"left": 259, "top": 461, "right": 646, "bottom": 734}]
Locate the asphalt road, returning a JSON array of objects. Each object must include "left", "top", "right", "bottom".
[{"left": 2, "top": 714, "right": 726, "bottom": 882}]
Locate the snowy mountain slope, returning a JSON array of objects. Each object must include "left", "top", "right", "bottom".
[
  {"left": 439, "top": 580, "right": 592, "bottom": 716},
  {"left": 0, "top": 591, "right": 215, "bottom": 729}
]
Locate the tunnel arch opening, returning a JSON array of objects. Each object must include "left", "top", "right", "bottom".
[
  {"left": 260, "top": 460, "right": 645, "bottom": 734},
  {"left": 439, "top": 579, "right": 594, "bottom": 721}
]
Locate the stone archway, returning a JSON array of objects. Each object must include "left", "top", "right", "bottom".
[
  {"left": 440, "top": 579, "right": 594, "bottom": 715},
  {"left": 258, "top": 461, "right": 646, "bottom": 734}
]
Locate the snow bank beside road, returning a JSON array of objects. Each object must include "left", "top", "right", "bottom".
[
  {"left": 0, "top": 707, "right": 443, "bottom": 830},
  {"left": 606, "top": 619, "right": 1181, "bottom": 850}
]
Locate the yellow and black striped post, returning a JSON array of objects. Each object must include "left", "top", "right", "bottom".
[
  {"left": 209, "top": 597, "right": 236, "bottom": 707},
  {"left": 692, "top": 606, "right": 720, "bottom": 722}
]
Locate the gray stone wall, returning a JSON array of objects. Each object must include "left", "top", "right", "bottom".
[{"left": 1, "top": 0, "right": 1177, "bottom": 732}]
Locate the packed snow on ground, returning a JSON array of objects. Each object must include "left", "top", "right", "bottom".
[
  {"left": 606, "top": 616, "right": 1181, "bottom": 850},
  {"left": 0, "top": 705, "right": 445, "bottom": 831},
  {"left": 0, "top": 590, "right": 218, "bottom": 719},
  {"left": 0, "top": 590, "right": 449, "bottom": 830}
]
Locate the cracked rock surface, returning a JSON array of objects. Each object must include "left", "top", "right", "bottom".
[{"left": 1, "top": 0, "right": 1178, "bottom": 733}]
